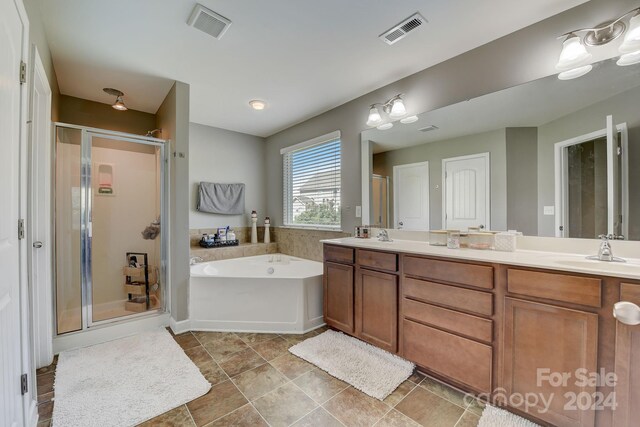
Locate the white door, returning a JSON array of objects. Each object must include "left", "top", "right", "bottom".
[
  {"left": 393, "top": 162, "right": 429, "bottom": 230},
  {"left": 443, "top": 153, "right": 490, "bottom": 230},
  {"left": 29, "top": 47, "right": 53, "bottom": 368},
  {"left": 0, "top": 0, "right": 28, "bottom": 425}
]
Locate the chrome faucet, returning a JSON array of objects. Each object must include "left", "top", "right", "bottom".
[
  {"left": 190, "top": 256, "right": 204, "bottom": 265},
  {"left": 377, "top": 229, "right": 392, "bottom": 242},
  {"left": 586, "top": 235, "right": 626, "bottom": 262}
]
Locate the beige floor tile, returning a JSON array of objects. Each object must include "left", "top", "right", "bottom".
[
  {"left": 202, "top": 335, "right": 248, "bottom": 362},
  {"left": 38, "top": 391, "right": 53, "bottom": 405},
  {"left": 269, "top": 353, "right": 315, "bottom": 380},
  {"left": 174, "top": 332, "right": 201, "bottom": 350},
  {"left": 219, "top": 348, "right": 266, "bottom": 377},
  {"left": 232, "top": 363, "right": 289, "bottom": 401},
  {"left": 407, "top": 371, "right": 426, "bottom": 385},
  {"left": 192, "top": 331, "right": 237, "bottom": 345},
  {"left": 323, "top": 387, "right": 389, "bottom": 427},
  {"left": 280, "top": 331, "right": 319, "bottom": 345},
  {"left": 235, "top": 333, "right": 280, "bottom": 345},
  {"left": 384, "top": 380, "right": 417, "bottom": 407},
  {"left": 36, "top": 372, "right": 54, "bottom": 396},
  {"left": 37, "top": 401, "right": 53, "bottom": 421},
  {"left": 184, "top": 346, "right": 214, "bottom": 367},
  {"left": 253, "top": 382, "right": 318, "bottom": 427},
  {"left": 292, "top": 407, "right": 343, "bottom": 427},
  {"left": 198, "top": 360, "right": 229, "bottom": 386},
  {"left": 395, "top": 387, "right": 465, "bottom": 427},
  {"left": 293, "top": 369, "right": 349, "bottom": 404},
  {"left": 204, "top": 404, "right": 268, "bottom": 427},
  {"left": 138, "top": 405, "right": 195, "bottom": 426},
  {"left": 251, "top": 337, "right": 291, "bottom": 361},
  {"left": 454, "top": 411, "right": 480, "bottom": 427},
  {"left": 186, "top": 380, "right": 248, "bottom": 426},
  {"left": 419, "top": 377, "right": 467, "bottom": 408},
  {"left": 36, "top": 421, "right": 51, "bottom": 427},
  {"left": 465, "top": 399, "right": 486, "bottom": 416},
  {"left": 375, "top": 409, "right": 422, "bottom": 427}
]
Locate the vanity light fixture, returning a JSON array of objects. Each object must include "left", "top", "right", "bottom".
[
  {"left": 365, "top": 94, "right": 407, "bottom": 127},
  {"left": 555, "top": 7, "right": 640, "bottom": 79},
  {"left": 249, "top": 99, "right": 267, "bottom": 110},
  {"left": 400, "top": 115, "right": 419, "bottom": 124},
  {"left": 103, "top": 88, "right": 128, "bottom": 111},
  {"left": 377, "top": 123, "right": 394, "bottom": 130}
]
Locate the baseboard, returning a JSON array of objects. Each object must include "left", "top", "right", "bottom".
[
  {"left": 189, "top": 319, "right": 326, "bottom": 334},
  {"left": 169, "top": 317, "right": 191, "bottom": 334}
]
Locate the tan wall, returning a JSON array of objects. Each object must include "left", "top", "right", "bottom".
[{"left": 58, "top": 95, "right": 157, "bottom": 135}]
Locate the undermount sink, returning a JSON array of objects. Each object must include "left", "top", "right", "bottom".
[{"left": 547, "top": 257, "right": 640, "bottom": 273}]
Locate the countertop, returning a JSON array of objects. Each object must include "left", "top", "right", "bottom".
[{"left": 320, "top": 237, "right": 640, "bottom": 280}]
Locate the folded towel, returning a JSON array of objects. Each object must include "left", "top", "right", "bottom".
[{"left": 197, "top": 182, "right": 245, "bottom": 215}]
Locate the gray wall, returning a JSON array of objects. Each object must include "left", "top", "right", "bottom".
[
  {"left": 506, "top": 127, "right": 538, "bottom": 235},
  {"left": 537, "top": 85, "right": 640, "bottom": 239},
  {"left": 189, "top": 123, "right": 267, "bottom": 229},
  {"left": 156, "top": 81, "right": 191, "bottom": 322},
  {"left": 372, "top": 128, "right": 507, "bottom": 230},
  {"left": 264, "top": 0, "right": 634, "bottom": 233}
]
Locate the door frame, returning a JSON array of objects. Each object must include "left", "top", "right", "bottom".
[
  {"left": 441, "top": 152, "right": 491, "bottom": 230},
  {"left": 393, "top": 161, "right": 430, "bottom": 230},
  {"left": 553, "top": 123, "right": 629, "bottom": 238}
]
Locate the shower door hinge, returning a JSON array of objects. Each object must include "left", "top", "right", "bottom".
[
  {"left": 18, "top": 219, "right": 25, "bottom": 240},
  {"left": 20, "top": 374, "right": 28, "bottom": 395},
  {"left": 19, "top": 61, "right": 27, "bottom": 85}
]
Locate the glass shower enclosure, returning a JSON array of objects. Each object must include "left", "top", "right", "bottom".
[{"left": 54, "top": 124, "right": 168, "bottom": 334}]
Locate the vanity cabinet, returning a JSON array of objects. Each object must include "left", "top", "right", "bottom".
[
  {"left": 323, "top": 261, "right": 355, "bottom": 333},
  {"left": 356, "top": 268, "right": 398, "bottom": 352}
]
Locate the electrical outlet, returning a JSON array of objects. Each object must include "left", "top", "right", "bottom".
[{"left": 355, "top": 206, "right": 362, "bottom": 218}]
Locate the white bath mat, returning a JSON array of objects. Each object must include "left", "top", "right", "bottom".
[
  {"left": 478, "top": 405, "right": 541, "bottom": 427},
  {"left": 289, "top": 330, "right": 414, "bottom": 400},
  {"left": 52, "top": 328, "right": 211, "bottom": 427}
]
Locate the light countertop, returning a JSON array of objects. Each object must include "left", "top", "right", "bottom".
[{"left": 321, "top": 237, "right": 640, "bottom": 280}]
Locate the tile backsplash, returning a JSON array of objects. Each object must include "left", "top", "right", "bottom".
[{"left": 272, "top": 227, "right": 351, "bottom": 261}]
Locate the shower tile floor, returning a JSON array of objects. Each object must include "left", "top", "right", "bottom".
[{"left": 36, "top": 328, "right": 483, "bottom": 427}]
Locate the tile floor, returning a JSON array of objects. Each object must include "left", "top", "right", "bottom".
[{"left": 36, "top": 328, "right": 484, "bottom": 427}]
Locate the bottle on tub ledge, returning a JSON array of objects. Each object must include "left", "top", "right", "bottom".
[
  {"left": 264, "top": 217, "right": 271, "bottom": 244},
  {"left": 250, "top": 210, "right": 258, "bottom": 244}
]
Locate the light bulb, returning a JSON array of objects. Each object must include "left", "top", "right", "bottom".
[
  {"left": 366, "top": 106, "right": 382, "bottom": 127},
  {"left": 388, "top": 98, "right": 406, "bottom": 118},
  {"left": 619, "top": 13, "right": 640, "bottom": 54},
  {"left": 377, "top": 123, "right": 393, "bottom": 130},
  {"left": 112, "top": 96, "right": 128, "bottom": 111},
  {"left": 558, "top": 64, "right": 593, "bottom": 80},
  {"left": 617, "top": 50, "right": 640, "bottom": 66},
  {"left": 400, "top": 115, "right": 418, "bottom": 124},
  {"left": 556, "top": 34, "right": 592, "bottom": 71}
]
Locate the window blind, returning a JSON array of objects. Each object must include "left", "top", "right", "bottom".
[{"left": 283, "top": 133, "right": 341, "bottom": 229}]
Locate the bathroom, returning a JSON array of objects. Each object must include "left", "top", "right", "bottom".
[{"left": 2, "top": 0, "right": 640, "bottom": 426}]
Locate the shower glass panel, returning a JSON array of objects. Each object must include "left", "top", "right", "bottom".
[
  {"left": 55, "top": 127, "right": 83, "bottom": 334},
  {"left": 54, "top": 124, "right": 167, "bottom": 334}
]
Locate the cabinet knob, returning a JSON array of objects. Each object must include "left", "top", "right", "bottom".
[{"left": 613, "top": 301, "right": 640, "bottom": 326}]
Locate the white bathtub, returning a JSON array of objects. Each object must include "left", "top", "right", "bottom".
[{"left": 189, "top": 254, "right": 325, "bottom": 333}]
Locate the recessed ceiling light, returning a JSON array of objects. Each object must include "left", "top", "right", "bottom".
[
  {"left": 377, "top": 123, "right": 393, "bottom": 130},
  {"left": 249, "top": 100, "right": 267, "bottom": 110},
  {"left": 400, "top": 115, "right": 418, "bottom": 124}
]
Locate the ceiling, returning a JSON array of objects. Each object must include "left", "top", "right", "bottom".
[
  {"left": 39, "top": 0, "right": 587, "bottom": 137},
  {"left": 363, "top": 59, "right": 640, "bottom": 153}
]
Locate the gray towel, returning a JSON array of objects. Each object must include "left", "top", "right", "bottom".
[{"left": 197, "top": 182, "right": 245, "bottom": 215}]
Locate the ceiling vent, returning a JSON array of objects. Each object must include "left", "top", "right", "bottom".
[
  {"left": 379, "top": 13, "right": 426, "bottom": 45},
  {"left": 419, "top": 125, "right": 439, "bottom": 132},
  {"left": 188, "top": 4, "right": 232, "bottom": 40}
]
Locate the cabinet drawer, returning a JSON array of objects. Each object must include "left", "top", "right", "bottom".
[
  {"left": 403, "top": 319, "right": 492, "bottom": 393},
  {"left": 357, "top": 249, "right": 397, "bottom": 272},
  {"left": 620, "top": 283, "right": 640, "bottom": 305},
  {"left": 403, "top": 298, "right": 493, "bottom": 344},
  {"left": 403, "top": 277, "right": 493, "bottom": 317},
  {"left": 324, "top": 245, "right": 355, "bottom": 264},
  {"left": 404, "top": 256, "right": 493, "bottom": 289},
  {"left": 507, "top": 268, "right": 601, "bottom": 308}
]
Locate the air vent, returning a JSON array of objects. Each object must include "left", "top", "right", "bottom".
[
  {"left": 188, "top": 4, "right": 232, "bottom": 39},
  {"left": 379, "top": 13, "right": 426, "bottom": 45},
  {"left": 419, "top": 125, "right": 439, "bottom": 132}
]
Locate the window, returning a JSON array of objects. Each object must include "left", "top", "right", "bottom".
[{"left": 282, "top": 131, "right": 341, "bottom": 229}]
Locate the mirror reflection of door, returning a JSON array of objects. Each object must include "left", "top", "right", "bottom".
[
  {"left": 443, "top": 153, "right": 491, "bottom": 231},
  {"left": 556, "top": 116, "right": 628, "bottom": 239},
  {"left": 371, "top": 174, "right": 389, "bottom": 228},
  {"left": 393, "top": 162, "right": 429, "bottom": 230}
]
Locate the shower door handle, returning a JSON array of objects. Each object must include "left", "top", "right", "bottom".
[{"left": 33, "top": 241, "right": 43, "bottom": 249}]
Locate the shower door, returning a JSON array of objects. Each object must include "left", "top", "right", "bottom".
[{"left": 55, "top": 124, "right": 167, "bottom": 334}]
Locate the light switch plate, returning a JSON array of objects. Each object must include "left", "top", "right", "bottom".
[
  {"left": 355, "top": 206, "right": 362, "bottom": 218},
  {"left": 544, "top": 206, "right": 555, "bottom": 215}
]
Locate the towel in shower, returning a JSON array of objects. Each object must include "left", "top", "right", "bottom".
[{"left": 197, "top": 182, "right": 245, "bottom": 215}]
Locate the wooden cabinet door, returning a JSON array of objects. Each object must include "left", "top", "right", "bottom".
[
  {"left": 502, "top": 298, "right": 598, "bottom": 427},
  {"left": 324, "top": 262, "right": 354, "bottom": 333},
  {"left": 613, "top": 283, "right": 640, "bottom": 427},
  {"left": 356, "top": 268, "right": 398, "bottom": 353}
]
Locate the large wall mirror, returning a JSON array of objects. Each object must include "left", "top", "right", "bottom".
[{"left": 361, "top": 58, "right": 640, "bottom": 240}]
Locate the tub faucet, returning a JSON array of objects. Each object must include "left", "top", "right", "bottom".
[
  {"left": 377, "top": 229, "right": 392, "bottom": 242},
  {"left": 586, "top": 235, "right": 626, "bottom": 262},
  {"left": 190, "top": 256, "right": 204, "bottom": 265}
]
